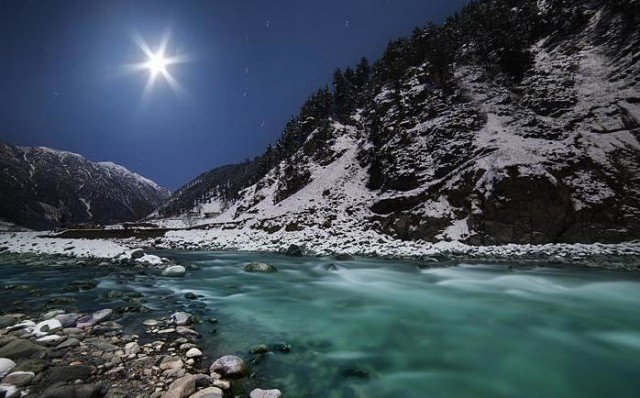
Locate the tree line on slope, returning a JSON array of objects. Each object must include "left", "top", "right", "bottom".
[{"left": 159, "top": 0, "right": 598, "bottom": 216}]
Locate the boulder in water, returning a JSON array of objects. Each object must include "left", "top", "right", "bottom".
[
  {"left": 171, "top": 312, "right": 192, "bottom": 326},
  {"left": 162, "top": 265, "right": 186, "bottom": 277},
  {"left": 209, "top": 355, "right": 247, "bottom": 377},
  {"left": 244, "top": 262, "right": 277, "bottom": 273}
]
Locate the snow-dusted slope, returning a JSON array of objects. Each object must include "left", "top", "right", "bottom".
[
  {"left": 154, "top": 0, "right": 640, "bottom": 245},
  {"left": 0, "top": 142, "right": 170, "bottom": 229}
]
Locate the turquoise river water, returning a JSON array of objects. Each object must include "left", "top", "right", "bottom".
[{"left": 2, "top": 250, "right": 640, "bottom": 397}]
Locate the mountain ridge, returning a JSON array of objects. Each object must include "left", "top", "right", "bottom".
[
  {"left": 153, "top": 0, "right": 639, "bottom": 244},
  {"left": 0, "top": 141, "right": 170, "bottom": 229}
]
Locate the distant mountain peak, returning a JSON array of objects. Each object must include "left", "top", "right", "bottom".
[{"left": 0, "top": 141, "right": 170, "bottom": 229}]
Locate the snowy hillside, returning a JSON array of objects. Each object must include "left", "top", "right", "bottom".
[
  {"left": 154, "top": 0, "right": 640, "bottom": 245},
  {"left": 0, "top": 142, "right": 170, "bottom": 229}
]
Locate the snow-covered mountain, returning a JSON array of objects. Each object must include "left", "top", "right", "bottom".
[
  {"left": 154, "top": 0, "right": 640, "bottom": 245},
  {"left": 0, "top": 142, "right": 170, "bottom": 229}
]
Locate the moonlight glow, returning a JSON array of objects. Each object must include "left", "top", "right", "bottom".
[
  {"left": 123, "top": 30, "right": 190, "bottom": 102},
  {"left": 147, "top": 52, "right": 169, "bottom": 76}
]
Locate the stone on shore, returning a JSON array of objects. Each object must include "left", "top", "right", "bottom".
[
  {"left": 36, "top": 334, "right": 64, "bottom": 346},
  {"left": 55, "top": 337, "right": 80, "bottom": 350},
  {"left": 163, "top": 374, "right": 197, "bottom": 398},
  {"left": 0, "top": 358, "right": 16, "bottom": 378},
  {"left": 185, "top": 348, "right": 202, "bottom": 358},
  {"left": 189, "top": 387, "right": 223, "bottom": 398},
  {"left": 46, "top": 364, "right": 94, "bottom": 382},
  {"left": 0, "top": 315, "right": 16, "bottom": 328},
  {"left": 34, "top": 319, "right": 63, "bottom": 336},
  {"left": 176, "top": 326, "right": 200, "bottom": 338},
  {"left": 250, "top": 389, "right": 282, "bottom": 398},
  {"left": 0, "top": 384, "right": 20, "bottom": 398},
  {"left": 244, "top": 262, "right": 277, "bottom": 273},
  {"left": 3, "top": 370, "right": 35, "bottom": 386},
  {"left": 209, "top": 355, "right": 247, "bottom": 377},
  {"left": 0, "top": 339, "right": 48, "bottom": 360},
  {"left": 40, "top": 384, "right": 101, "bottom": 398},
  {"left": 43, "top": 309, "right": 65, "bottom": 319},
  {"left": 124, "top": 342, "right": 141, "bottom": 355},
  {"left": 54, "top": 312, "right": 80, "bottom": 327},
  {"left": 160, "top": 355, "right": 184, "bottom": 376},
  {"left": 76, "top": 309, "right": 113, "bottom": 328}
]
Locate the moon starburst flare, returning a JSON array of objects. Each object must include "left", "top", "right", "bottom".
[{"left": 122, "top": 30, "right": 190, "bottom": 103}]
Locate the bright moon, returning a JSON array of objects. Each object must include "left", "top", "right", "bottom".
[
  {"left": 123, "top": 30, "right": 191, "bottom": 102},
  {"left": 147, "top": 52, "right": 169, "bottom": 76}
]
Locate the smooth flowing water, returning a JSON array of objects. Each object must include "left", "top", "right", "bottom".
[{"left": 2, "top": 251, "right": 640, "bottom": 397}]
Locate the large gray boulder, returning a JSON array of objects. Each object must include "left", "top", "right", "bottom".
[
  {"left": 163, "top": 374, "right": 197, "bottom": 398},
  {"left": 250, "top": 389, "right": 282, "bottom": 398},
  {"left": 0, "top": 339, "right": 48, "bottom": 360},
  {"left": 209, "top": 355, "right": 247, "bottom": 377}
]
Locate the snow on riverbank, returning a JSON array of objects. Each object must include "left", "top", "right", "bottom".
[
  {"left": 1, "top": 229, "right": 639, "bottom": 270},
  {"left": 0, "top": 232, "right": 130, "bottom": 259},
  {"left": 159, "top": 226, "right": 640, "bottom": 264}
]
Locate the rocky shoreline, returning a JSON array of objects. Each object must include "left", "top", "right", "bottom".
[
  {"left": 0, "top": 251, "right": 283, "bottom": 398},
  {"left": 3, "top": 231, "right": 640, "bottom": 272}
]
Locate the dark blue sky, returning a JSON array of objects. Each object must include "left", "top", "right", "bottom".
[{"left": 0, "top": 0, "right": 466, "bottom": 190}]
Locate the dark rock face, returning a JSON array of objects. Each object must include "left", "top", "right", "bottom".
[
  {"left": 0, "top": 142, "right": 170, "bottom": 230},
  {"left": 0, "top": 339, "right": 49, "bottom": 360},
  {"left": 154, "top": 0, "right": 640, "bottom": 245},
  {"left": 46, "top": 365, "right": 94, "bottom": 382},
  {"left": 40, "top": 384, "right": 102, "bottom": 398}
]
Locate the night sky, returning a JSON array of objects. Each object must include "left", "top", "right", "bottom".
[{"left": 0, "top": 0, "right": 466, "bottom": 190}]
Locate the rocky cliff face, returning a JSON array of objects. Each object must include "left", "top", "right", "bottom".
[
  {"left": 0, "top": 142, "right": 170, "bottom": 230},
  {"left": 156, "top": 0, "right": 640, "bottom": 244}
]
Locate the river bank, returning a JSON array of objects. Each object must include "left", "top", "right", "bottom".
[
  {"left": 0, "top": 252, "right": 281, "bottom": 398},
  {"left": 2, "top": 231, "right": 640, "bottom": 271}
]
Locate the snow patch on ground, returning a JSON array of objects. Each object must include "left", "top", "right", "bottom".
[{"left": 0, "top": 232, "right": 129, "bottom": 259}]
